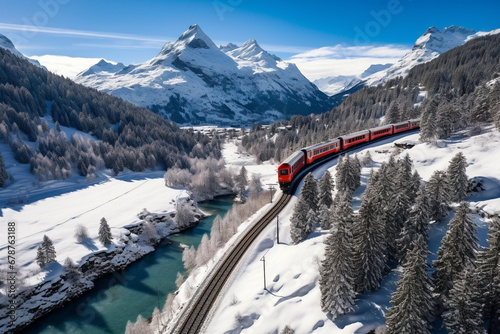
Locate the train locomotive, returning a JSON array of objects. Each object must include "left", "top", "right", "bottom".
[{"left": 277, "top": 119, "right": 420, "bottom": 191}]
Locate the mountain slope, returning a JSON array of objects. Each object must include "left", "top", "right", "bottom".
[
  {"left": 75, "top": 25, "right": 332, "bottom": 126},
  {"left": 0, "top": 33, "right": 43, "bottom": 68}
]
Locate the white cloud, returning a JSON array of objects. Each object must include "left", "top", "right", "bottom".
[
  {"left": 30, "top": 55, "right": 114, "bottom": 79},
  {"left": 287, "top": 43, "right": 410, "bottom": 81}
]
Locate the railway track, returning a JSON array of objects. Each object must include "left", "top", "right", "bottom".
[{"left": 173, "top": 129, "right": 418, "bottom": 333}]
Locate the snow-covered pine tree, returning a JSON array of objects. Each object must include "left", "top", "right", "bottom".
[
  {"left": 385, "top": 235, "right": 435, "bottom": 334},
  {"left": 302, "top": 172, "right": 319, "bottom": 213},
  {"left": 432, "top": 202, "right": 479, "bottom": 305},
  {"left": 319, "top": 192, "right": 356, "bottom": 318},
  {"left": 397, "top": 185, "right": 431, "bottom": 262},
  {"left": 446, "top": 152, "right": 468, "bottom": 203},
  {"left": 98, "top": 217, "right": 113, "bottom": 246},
  {"left": 478, "top": 216, "right": 500, "bottom": 332},
  {"left": 385, "top": 101, "right": 400, "bottom": 124},
  {"left": 37, "top": 235, "right": 56, "bottom": 267},
  {"left": 36, "top": 244, "right": 46, "bottom": 267},
  {"left": 336, "top": 155, "right": 362, "bottom": 195},
  {"left": 305, "top": 209, "right": 317, "bottom": 235},
  {"left": 443, "top": 264, "right": 486, "bottom": 334},
  {"left": 436, "top": 103, "right": 455, "bottom": 139},
  {"left": 318, "top": 204, "right": 333, "bottom": 230},
  {"left": 426, "top": 170, "right": 451, "bottom": 222},
  {"left": 289, "top": 197, "right": 309, "bottom": 244},
  {"left": 0, "top": 153, "right": 8, "bottom": 187},
  {"left": 280, "top": 325, "right": 295, "bottom": 334},
  {"left": 420, "top": 97, "right": 439, "bottom": 142},
  {"left": 353, "top": 190, "right": 386, "bottom": 293},
  {"left": 318, "top": 170, "right": 334, "bottom": 209}
]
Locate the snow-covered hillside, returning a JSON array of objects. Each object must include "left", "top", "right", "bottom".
[
  {"left": 365, "top": 25, "right": 498, "bottom": 87},
  {"left": 74, "top": 25, "right": 332, "bottom": 126},
  {"left": 203, "top": 127, "right": 500, "bottom": 333},
  {"left": 0, "top": 33, "right": 43, "bottom": 68}
]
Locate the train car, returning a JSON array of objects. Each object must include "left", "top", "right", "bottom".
[
  {"left": 369, "top": 124, "right": 394, "bottom": 141},
  {"left": 302, "top": 138, "right": 341, "bottom": 164},
  {"left": 278, "top": 151, "right": 306, "bottom": 190},
  {"left": 409, "top": 118, "right": 421, "bottom": 129},
  {"left": 392, "top": 121, "right": 411, "bottom": 134},
  {"left": 339, "top": 130, "right": 370, "bottom": 151}
]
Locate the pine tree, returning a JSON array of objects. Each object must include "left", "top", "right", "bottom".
[
  {"left": 280, "top": 325, "right": 295, "bottom": 334},
  {"left": 319, "top": 192, "right": 356, "bottom": 318},
  {"left": 336, "top": 155, "right": 361, "bottom": 195},
  {"left": 98, "top": 217, "right": 113, "bottom": 246},
  {"left": 397, "top": 185, "right": 431, "bottom": 262},
  {"left": 305, "top": 209, "right": 317, "bottom": 235},
  {"left": 420, "top": 97, "right": 439, "bottom": 142},
  {"left": 0, "top": 153, "right": 8, "bottom": 187},
  {"left": 302, "top": 173, "right": 318, "bottom": 213},
  {"left": 353, "top": 191, "right": 386, "bottom": 293},
  {"left": 37, "top": 235, "right": 56, "bottom": 267},
  {"left": 443, "top": 265, "right": 486, "bottom": 334},
  {"left": 432, "top": 202, "right": 478, "bottom": 304},
  {"left": 426, "top": 170, "right": 451, "bottom": 222},
  {"left": 447, "top": 152, "right": 468, "bottom": 203},
  {"left": 318, "top": 204, "right": 333, "bottom": 229},
  {"left": 385, "top": 235, "right": 434, "bottom": 334},
  {"left": 385, "top": 101, "right": 400, "bottom": 124},
  {"left": 318, "top": 170, "right": 334, "bottom": 209},
  {"left": 478, "top": 217, "right": 500, "bottom": 332},
  {"left": 290, "top": 197, "right": 309, "bottom": 244}
]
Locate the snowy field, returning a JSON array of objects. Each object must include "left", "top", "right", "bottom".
[
  {"left": 0, "top": 170, "right": 191, "bottom": 288},
  {"left": 205, "top": 127, "right": 500, "bottom": 334}
]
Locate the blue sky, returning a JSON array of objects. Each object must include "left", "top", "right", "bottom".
[{"left": 1, "top": 0, "right": 499, "bottom": 78}]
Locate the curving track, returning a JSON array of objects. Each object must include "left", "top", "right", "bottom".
[{"left": 173, "top": 130, "right": 418, "bottom": 334}]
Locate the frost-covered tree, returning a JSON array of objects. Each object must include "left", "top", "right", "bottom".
[
  {"left": 196, "top": 234, "right": 213, "bottom": 267},
  {"left": 318, "top": 170, "right": 334, "bottom": 209},
  {"left": 74, "top": 224, "right": 89, "bottom": 242},
  {"left": 235, "top": 166, "right": 248, "bottom": 198},
  {"left": 210, "top": 215, "right": 224, "bottom": 250},
  {"left": 36, "top": 235, "right": 56, "bottom": 267},
  {"left": 175, "top": 201, "right": 196, "bottom": 229},
  {"left": 420, "top": 97, "right": 439, "bottom": 142},
  {"left": 63, "top": 257, "right": 81, "bottom": 283},
  {"left": 432, "top": 202, "right": 478, "bottom": 304},
  {"left": 427, "top": 170, "right": 451, "bottom": 222},
  {"left": 353, "top": 191, "right": 386, "bottom": 293},
  {"left": 385, "top": 235, "right": 434, "bottom": 334},
  {"left": 0, "top": 153, "right": 8, "bottom": 187},
  {"left": 397, "top": 185, "right": 431, "bottom": 262},
  {"left": 182, "top": 245, "right": 197, "bottom": 272},
  {"left": 319, "top": 192, "right": 356, "bottom": 318},
  {"left": 446, "top": 152, "right": 468, "bottom": 203},
  {"left": 305, "top": 209, "right": 317, "bottom": 236},
  {"left": 125, "top": 314, "right": 153, "bottom": 334},
  {"left": 478, "top": 217, "right": 500, "bottom": 332},
  {"left": 289, "top": 197, "right": 309, "bottom": 244},
  {"left": 98, "top": 217, "right": 113, "bottom": 246},
  {"left": 302, "top": 172, "right": 318, "bottom": 213},
  {"left": 142, "top": 222, "right": 158, "bottom": 245},
  {"left": 443, "top": 265, "right": 485, "bottom": 334}
]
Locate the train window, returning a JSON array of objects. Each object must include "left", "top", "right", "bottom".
[{"left": 280, "top": 169, "right": 289, "bottom": 175}]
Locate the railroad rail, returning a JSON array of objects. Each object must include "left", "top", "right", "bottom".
[{"left": 173, "top": 129, "right": 418, "bottom": 333}]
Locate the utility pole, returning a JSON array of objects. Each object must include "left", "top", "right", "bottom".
[
  {"left": 266, "top": 183, "right": 277, "bottom": 203},
  {"left": 276, "top": 215, "right": 280, "bottom": 244},
  {"left": 260, "top": 255, "right": 266, "bottom": 290}
]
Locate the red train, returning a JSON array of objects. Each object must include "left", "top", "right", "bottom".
[{"left": 277, "top": 119, "right": 420, "bottom": 191}]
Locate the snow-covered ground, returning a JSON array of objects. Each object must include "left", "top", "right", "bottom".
[{"left": 204, "top": 127, "right": 500, "bottom": 334}]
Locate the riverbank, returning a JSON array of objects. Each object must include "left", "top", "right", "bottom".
[{"left": 0, "top": 174, "right": 203, "bottom": 333}]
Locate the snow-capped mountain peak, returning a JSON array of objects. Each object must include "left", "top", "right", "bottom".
[
  {"left": 79, "top": 59, "right": 125, "bottom": 77},
  {"left": 75, "top": 25, "right": 331, "bottom": 126},
  {"left": 0, "top": 33, "right": 43, "bottom": 68},
  {"left": 365, "top": 25, "right": 481, "bottom": 86}
]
